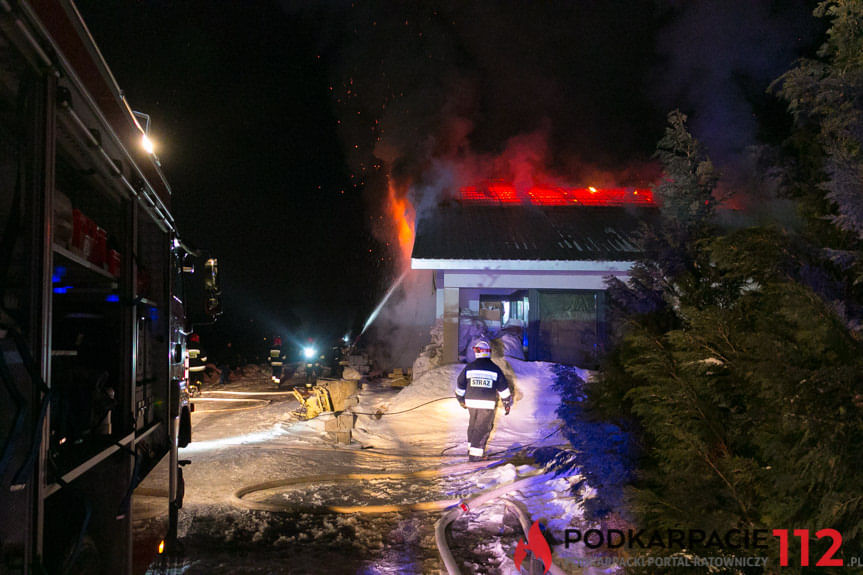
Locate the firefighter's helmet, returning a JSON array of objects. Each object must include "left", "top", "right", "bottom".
[{"left": 473, "top": 339, "right": 491, "bottom": 359}]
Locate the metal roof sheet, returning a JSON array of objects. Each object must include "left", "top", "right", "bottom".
[{"left": 411, "top": 204, "right": 658, "bottom": 262}]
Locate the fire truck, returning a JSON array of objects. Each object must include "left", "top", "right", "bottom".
[{"left": 0, "top": 1, "right": 220, "bottom": 573}]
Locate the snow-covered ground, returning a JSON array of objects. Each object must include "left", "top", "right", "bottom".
[{"left": 136, "top": 358, "right": 610, "bottom": 574}]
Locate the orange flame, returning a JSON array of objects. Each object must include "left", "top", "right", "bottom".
[{"left": 387, "top": 180, "right": 415, "bottom": 264}]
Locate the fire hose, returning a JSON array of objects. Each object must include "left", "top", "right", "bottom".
[
  {"left": 434, "top": 472, "right": 569, "bottom": 575},
  {"left": 191, "top": 389, "right": 297, "bottom": 413},
  {"left": 229, "top": 459, "right": 500, "bottom": 513},
  {"left": 191, "top": 396, "right": 271, "bottom": 413},
  {"left": 203, "top": 390, "right": 298, "bottom": 396},
  {"left": 203, "top": 388, "right": 574, "bottom": 570},
  {"left": 229, "top": 458, "right": 569, "bottom": 573}
]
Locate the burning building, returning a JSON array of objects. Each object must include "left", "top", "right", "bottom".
[{"left": 411, "top": 183, "right": 657, "bottom": 367}]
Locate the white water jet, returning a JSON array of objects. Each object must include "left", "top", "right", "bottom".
[{"left": 359, "top": 269, "right": 409, "bottom": 337}]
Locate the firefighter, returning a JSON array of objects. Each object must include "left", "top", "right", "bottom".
[
  {"left": 330, "top": 342, "right": 348, "bottom": 378},
  {"left": 268, "top": 336, "right": 285, "bottom": 387},
  {"left": 455, "top": 339, "right": 512, "bottom": 461},
  {"left": 188, "top": 333, "right": 206, "bottom": 396},
  {"left": 302, "top": 342, "right": 318, "bottom": 387},
  {"left": 315, "top": 353, "right": 325, "bottom": 378}
]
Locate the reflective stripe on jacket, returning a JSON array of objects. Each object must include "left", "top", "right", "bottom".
[{"left": 456, "top": 357, "right": 509, "bottom": 410}]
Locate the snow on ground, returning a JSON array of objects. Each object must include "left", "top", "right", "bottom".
[
  {"left": 137, "top": 360, "right": 613, "bottom": 574},
  {"left": 349, "top": 358, "right": 567, "bottom": 456}
]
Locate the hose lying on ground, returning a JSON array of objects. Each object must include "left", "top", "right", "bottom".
[
  {"left": 349, "top": 396, "right": 453, "bottom": 418},
  {"left": 191, "top": 397, "right": 271, "bottom": 413},
  {"left": 203, "top": 390, "right": 298, "bottom": 396},
  {"left": 229, "top": 459, "right": 503, "bottom": 513},
  {"left": 439, "top": 424, "right": 566, "bottom": 458},
  {"left": 231, "top": 456, "right": 568, "bottom": 572},
  {"left": 502, "top": 496, "right": 570, "bottom": 575},
  {"left": 434, "top": 471, "right": 570, "bottom": 575}
]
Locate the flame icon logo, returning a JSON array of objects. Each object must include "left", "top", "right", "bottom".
[{"left": 513, "top": 520, "right": 552, "bottom": 573}]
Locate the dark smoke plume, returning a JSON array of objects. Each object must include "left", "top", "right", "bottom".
[{"left": 282, "top": 0, "right": 818, "bottom": 368}]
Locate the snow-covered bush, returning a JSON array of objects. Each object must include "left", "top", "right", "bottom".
[{"left": 531, "top": 365, "right": 635, "bottom": 520}]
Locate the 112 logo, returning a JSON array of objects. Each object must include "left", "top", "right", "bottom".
[{"left": 773, "top": 529, "right": 843, "bottom": 567}]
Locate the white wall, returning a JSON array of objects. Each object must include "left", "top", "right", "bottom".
[
  {"left": 443, "top": 269, "right": 630, "bottom": 291},
  {"left": 424, "top": 265, "right": 633, "bottom": 364}
]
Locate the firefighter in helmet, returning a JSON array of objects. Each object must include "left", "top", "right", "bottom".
[
  {"left": 268, "top": 336, "right": 285, "bottom": 387},
  {"left": 455, "top": 339, "right": 512, "bottom": 461}
]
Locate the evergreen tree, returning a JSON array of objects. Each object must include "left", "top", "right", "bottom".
[
  {"left": 561, "top": 9, "right": 863, "bottom": 572},
  {"left": 654, "top": 110, "right": 720, "bottom": 234},
  {"left": 774, "top": 0, "right": 863, "bottom": 287},
  {"left": 589, "top": 110, "right": 863, "bottom": 571}
]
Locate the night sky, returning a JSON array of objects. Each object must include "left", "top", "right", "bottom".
[{"left": 73, "top": 0, "right": 819, "bottom": 360}]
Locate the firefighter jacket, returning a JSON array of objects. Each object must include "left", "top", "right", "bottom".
[
  {"left": 188, "top": 346, "right": 206, "bottom": 374},
  {"left": 268, "top": 347, "right": 284, "bottom": 367},
  {"left": 455, "top": 357, "right": 511, "bottom": 410}
]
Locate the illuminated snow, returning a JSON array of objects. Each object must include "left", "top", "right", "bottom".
[{"left": 142, "top": 357, "right": 600, "bottom": 574}]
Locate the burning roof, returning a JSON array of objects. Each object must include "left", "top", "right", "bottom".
[
  {"left": 458, "top": 184, "right": 655, "bottom": 207},
  {"left": 412, "top": 201, "right": 658, "bottom": 264}
]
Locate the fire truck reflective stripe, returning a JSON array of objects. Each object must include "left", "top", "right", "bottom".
[
  {"left": 465, "top": 369, "right": 498, "bottom": 381},
  {"left": 499, "top": 388, "right": 511, "bottom": 399},
  {"left": 468, "top": 446, "right": 484, "bottom": 456},
  {"left": 465, "top": 398, "right": 496, "bottom": 409},
  {"left": 455, "top": 388, "right": 466, "bottom": 396}
]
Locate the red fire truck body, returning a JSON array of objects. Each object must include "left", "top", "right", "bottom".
[{"left": 0, "top": 1, "right": 219, "bottom": 572}]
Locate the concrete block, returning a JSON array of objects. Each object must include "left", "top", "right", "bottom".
[
  {"left": 343, "top": 395, "right": 359, "bottom": 407},
  {"left": 324, "top": 412, "right": 355, "bottom": 432},
  {"left": 322, "top": 379, "right": 359, "bottom": 411},
  {"left": 327, "top": 431, "right": 351, "bottom": 444}
]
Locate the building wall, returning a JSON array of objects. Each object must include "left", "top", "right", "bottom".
[
  {"left": 442, "top": 269, "right": 628, "bottom": 290},
  {"left": 430, "top": 266, "right": 628, "bottom": 367},
  {"left": 442, "top": 287, "right": 459, "bottom": 365},
  {"left": 527, "top": 288, "right": 607, "bottom": 368}
]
